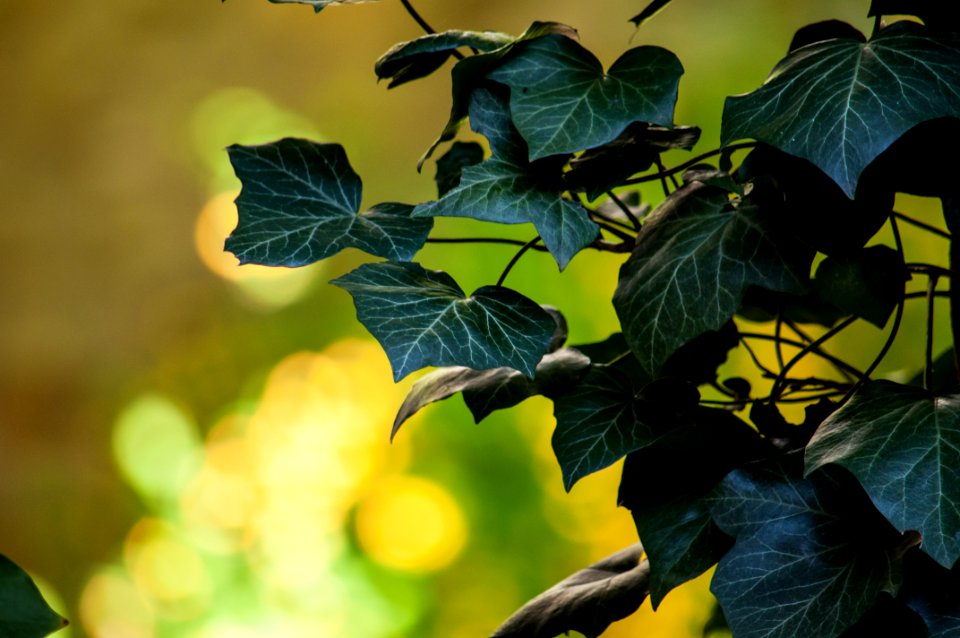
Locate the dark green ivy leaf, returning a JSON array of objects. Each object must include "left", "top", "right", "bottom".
[
  {"left": 331, "top": 261, "right": 555, "bottom": 381},
  {"left": 390, "top": 347, "right": 590, "bottom": 439},
  {"left": 805, "top": 380, "right": 960, "bottom": 569},
  {"left": 226, "top": 139, "right": 431, "bottom": 266},
  {"left": 630, "top": 0, "right": 673, "bottom": 27},
  {"left": 375, "top": 30, "right": 513, "bottom": 88},
  {"left": 613, "top": 182, "right": 810, "bottom": 377},
  {"left": 488, "top": 34, "right": 683, "bottom": 161},
  {"left": 565, "top": 123, "right": 701, "bottom": 201},
  {"left": 839, "top": 595, "right": 928, "bottom": 638},
  {"left": 434, "top": 141, "right": 484, "bottom": 197},
  {"left": 789, "top": 20, "right": 866, "bottom": 53},
  {"left": 710, "top": 462, "right": 900, "bottom": 638},
  {"left": 414, "top": 86, "right": 598, "bottom": 269},
  {"left": 0, "top": 555, "right": 67, "bottom": 638},
  {"left": 491, "top": 544, "right": 649, "bottom": 638},
  {"left": 722, "top": 22, "right": 960, "bottom": 197},
  {"left": 814, "top": 245, "right": 907, "bottom": 328},
  {"left": 421, "top": 21, "right": 579, "bottom": 166}
]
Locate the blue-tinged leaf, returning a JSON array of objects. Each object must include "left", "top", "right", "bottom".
[
  {"left": 434, "top": 141, "right": 484, "bottom": 197},
  {"left": 613, "top": 182, "right": 810, "bottom": 377},
  {"left": 226, "top": 139, "right": 432, "bottom": 266},
  {"left": 900, "top": 550, "right": 960, "bottom": 636},
  {"left": 331, "top": 262, "right": 555, "bottom": 381},
  {"left": 488, "top": 35, "right": 683, "bottom": 161},
  {"left": 0, "top": 555, "right": 67, "bottom": 638},
  {"left": 709, "top": 463, "right": 899, "bottom": 638},
  {"left": 722, "top": 22, "right": 960, "bottom": 197},
  {"left": 805, "top": 380, "right": 960, "bottom": 569},
  {"left": 376, "top": 30, "right": 514, "bottom": 88},
  {"left": 414, "top": 86, "right": 598, "bottom": 270},
  {"left": 552, "top": 366, "right": 653, "bottom": 491}
]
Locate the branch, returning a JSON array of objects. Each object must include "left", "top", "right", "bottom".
[
  {"left": 623, "top": 142, "right": 757, "bottom": 186},
  {"left": 496, "top": 236, "right": 542, "bottom": 287}
]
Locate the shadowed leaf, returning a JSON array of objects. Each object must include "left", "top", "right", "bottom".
[
  {"left": 434, "top": 141, "right": 484, "bottom": 197},
  {"left": 814, "top": 245, "right": 907, "bottom": 328},
  {"left": 332, "top": 261, "right": 555, "bottom": 381},
  {"left": 226, "top": 139, "right": 431, "bottom": 266},
  {"left": 376, "top": 30, "right": 513, "bottom": 88},
  {"left": 722, "top": 22, "right": 960, "bottom": 197},
  {"left": 490, "top": 544, "right": 649, "bottom": 638},
  {"left": 0, "top": 555, "right": 67, "bottom": 638},
  {"left": 805, "top": 380, "right": 960, "bottom": 568},
  {"left": 488, "top": 34, "right": 683, "bottom": 160}
]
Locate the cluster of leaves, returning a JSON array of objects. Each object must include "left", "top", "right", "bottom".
[{"left": 220, "top": 0, "right": 960, "bottom": 636}]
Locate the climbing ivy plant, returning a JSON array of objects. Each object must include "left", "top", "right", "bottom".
[{"left": 222, "top": 0, "right": 960, "bottom": 636}]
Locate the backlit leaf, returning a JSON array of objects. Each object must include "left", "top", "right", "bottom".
[
  {"left": 491, "top": 544, "right": 649, "bottom": 638},
  {"left": 488, "top": 34, "right": 683, "bottom": 160},
  {"left": 331, "top": 261, "right": 555, "bottom": 381},
  {"left": 0, "top": 555, "right": 67, "bottom": 638},
  {"left": 613, "top": 182, "right": 810, "bottom": 376},
  {"left": 375, "top": 30, "right": 513, "bottom": 88},
  {"left": 226, "top": 139, "right": 431, "bottom": 266},
  {"left": 722, "top": 22, "right": 960, "bottom": 197},
  {"left": 805, "top": 380, "right": 960, "bottom": 568},
  {"left": 414, "top": 86, "right": 598, "bottom": 269},
  {"left": 710, "top": 462, "right": 899, "bottom": 638}
]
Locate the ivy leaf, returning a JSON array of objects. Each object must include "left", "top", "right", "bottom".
[
  {"left": 805, "top": 380, "right": 960, "bottom": 569},
  {"left": 722, "top": 22, "right": 960, "bottom": 197},
  {"left": 421, "top": 21, "right": 580, "bottom": 166},
  {"left": 869, "top": 1, "right": 960, "bottom": 31},
  {"left": 900, "top": 550, "right": 960, "bottom": 636},
  {"left": 613, "top": 182, "right": 811, "bottom": 377},
  {"left": 709, "top": 462, "right": 900, "bottom": 638},
  {"left": 552, "top": 366, "right": 650, "bottom": 491},
  {"left": 390, "top": 347, "right": 590, "bottom": 439},
  {"left": 226, "top": 139, "right": 432, "bottom": 266},
  {"left": 331, "top": 261, "right": 555, "bottom": 381},
  {"left": 375, "top": 30, "right": 513, "bottom": 88},
  {"left": 0, "top": 555, "right": 67, "bottom": 638},
  {"left": 258, "top": 0, "right": 373, "bottom": 12},
  {"left": 490, "top": 544, "right": 650, "bottom": 638},
  {"left": 434, "top": 141, "right": 484, "bottom": 197},
  {"left": 630, "top": 0, "right": 673, "bottom": 27},
  {"left": 814, "top": 245, "right": 907, "bottom": 328},
  {"left": 565, "top": 123, "right": 701, "bottom": 201},
  {"left": 414, "top": 86, "right": 598, "bottom": 270},
  {"left": 488, "top": 34, "right": 683, "bottom": 161}
]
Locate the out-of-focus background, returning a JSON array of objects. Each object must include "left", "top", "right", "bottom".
[{"left": 0, "top": 2, "right": 894, "bottom": 637}]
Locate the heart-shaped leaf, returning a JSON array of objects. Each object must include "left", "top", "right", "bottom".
[
  {"left": 375, "top": 30, "right": 513, "bottom": 88},
  {"left": 488, "top": 34, "right": 683, "bottom": 160},
  {"left": 0, "top": 555, "right": 67, "bottom": 638},
  {"left": 391, "top": 347, "right": 590, "bottom": 439},
  {"left": 805, "top": 380, "right": 960, "bottom": 569},
  {"left": 814, "top": 245, "right": 907, "bottom": 328},
  {"left": 710, "top": 462, "right": 899, "bottom": 638},
  {"left": 414, "top": 86, "right": 598, "bottom": 269},
  {"left": 331, "top": 261, "right": 555, "bottom": 381},
  {"left": 226, "top": 139, "right": 432, "bottom": 266},
  {"left": 722, "top": 22, "right": 960, "bottom": 197},
  {"left": 613, "top": 182, "right": 810, "bottom": 377},
  {"left": 490, "top": 544, "right": 650, "bottom": 638},
  {"left": 433, "top": 141, "right": 484, "bottom": 197},
  {"left": 421, "top": 22, "right": 580, "bottom": 166}
]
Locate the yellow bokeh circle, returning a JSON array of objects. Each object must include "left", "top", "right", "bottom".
[{"left": 355, "top": 475, "right": 468, "bottom": 574}]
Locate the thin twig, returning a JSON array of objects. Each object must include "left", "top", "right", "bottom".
[
  {"left": 623, "top": 142, "right": 757, "bottom": 186},
  {"left": 426, "top": 237, "right": 550, "bottom": 251},
  {"left": 605, "top": 190, "right": 642, "bottom": 231},
  {"left": 496, "top": 236, "right": 542, "bottom": 287},
  {"left": 739, "top": 331, "right": 865, "bottom": 380},
  {"left": 894, "top": 211, "right": 951, "bottom": 240},
  {"left": 769, "top": 316, "right": 859, "bottom": 401},
  {"left": 738, "top": 337, "right": 778, "bottom": 377},
  {"left": 926, "top": 274, "right": 940, "bottom": 391}
]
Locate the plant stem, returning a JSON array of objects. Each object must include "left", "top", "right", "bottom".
[
  {"left": 774, "top": 314, "right": 786, "bottom": 372},
  {"left": 769, "top": 316, "right": 858, "bottom": 400},
  {"left": 783, "top": 318, "right": 854, "bottom": 382},
  {"left": 907, "top": 263, "right": 952, "bottom": 278},
  {"left": 496, "top": 236, "right": 542, "bottom": 287},
  {"left": 894, "top": 211, "right": 951, "bottom": 240},
  {"left": 942, "top": 196, "right": 960, "bottom": 383},
  {"left": 399, "top": 0, "right": 466, "bottom": 58},
  {"left": 926, "top": 274, "right": 940, "bottom": 391},
  {"left": 592, "top": 218, "right": 636, "bottom": 242},
  {"left": 426, "top": 237, "right": 550, "bottom": 251},
  {"left": 739, "top": 331, "right": 864, "bottom": 380},
  {"left": 623, "top": 142, "right": 757, "bottom": 186},
  {"left": 605, "top": 190, "right": 642, "bottom": 231}
]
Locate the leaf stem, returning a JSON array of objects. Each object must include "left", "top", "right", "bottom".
[
  {"left": 926, "top": 274, "right": 940, "bottom": 391},
  {"left": 768, "top": 316, "right": 859, "bottom": 401},
  {"left": 841, "top": 213, "right": 908, "bottom": 402},
  {"left": 496, "top": 236, "right": 542, "bottom": 287},
  {"left": 605, "top": 190, "right": 642, "bottom": 231},
  {"left": 426, "top": 237, "right": 550, "bottom": 251},
  {"left": 623, "top": 142, "right": 757, "bottom": 186},
  {"left": 739, "top": 331, "right": 864, "bottom": 380},
  {"left": 894, "top": 211, "right": 951, "bottom": 240}
]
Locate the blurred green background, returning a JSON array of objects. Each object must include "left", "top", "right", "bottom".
[{"left": 0, "top": 2, "right": 911, "bottom": 637}]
